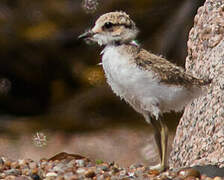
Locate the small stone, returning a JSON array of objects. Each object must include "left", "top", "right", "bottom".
[
  {"left": 128, "top": 172, "right": 135, "bottom": 177},
  {"left": 31, "top": 174, "right": 41, "bottom": 180},
  {"left": 0, "top": 173, "right": 6, "bottom": 178},
  {"left": 64, "top": 174, "right": 78, "bottom": 180},
  {"left": 31, "top": 168, "right": 38, "bottom": 174},
  {"left": 129, "top": 164, "right": 136, "bottom": 169},
  {"left": 76, "top": 168, "right": 86, "bottom": 174},
  {"left": 204, "top": 177, "right": 213, "bottom": 180},
  {"left": 0, "top": 158, "right": 4, "bottom": 165},
  {"left": 214, "top": 177, "right": 222, "bottom": 180},
  {"left": 65, "top": 160, "right": 74, "bottom": 168},
  {"left": 18, "top": 160, "right": 26, "bottom": 165},
  {"left": 29, "top": 162, "right": 38, "bottom": 169},
  {"left": 100, "top": 165, "right": 109, "bottom": 171},
  {"left": 4, "top": 160, "right": 12, "bottom": 167},
  {"left": 184, "top": 176, "right": 197, "bottom": 180},
  {"left": 5, "top": 175, "right": 16, "bottom": 180},
  {"left": 112, "top": 167, "right": 119, "bottom": 173},
  {"left": 5, "top": 169, "right": 21, "bottom": 176},
  {"left": 15, "top": 176, "right": 30, "bottom": 180},
  {"left": 119, "top": 177, "right": 130, "bottom": 180},
  {"left": 75, "top": 160, "right": 85, "bottom": 167},
  {"left": 85, "top": 169, "right": 96, "bottom": 178},
  {"left": 21, "top": 168, "right": 30, "bottom": 176},
  {"left": 10, "top": 162, "right": 19, "bottom": 169},
  {"left": 119, "top": 170, "right": 126, "bottom": 176},
  {"left": 63, "top": 172, "right": 76, "bottom": 179},
  {"left": 178, "top": 168, "right": 200, "bottom": 178},
  {"left": 148, "top": 169, "right": 160, "bottom": 176},
  {"left": 53, "top": 163, "right": 65, "bottom": 173},
  {"left": 46, "top": 172, "right": 58, "bottom": 177},
  {"left": 165, "top": 171, "right": 177, "bottom": 179},
  {"left": 55, "top": 176, "right": 64, "bottom": 180}
]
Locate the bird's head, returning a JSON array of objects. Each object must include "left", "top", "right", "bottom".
[{"left": 79, "top": 11, "right": 138, "bottom": 46}]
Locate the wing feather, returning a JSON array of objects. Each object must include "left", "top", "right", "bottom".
[{"left": 135, "top": 48, "right": 210, "bottom": 87}]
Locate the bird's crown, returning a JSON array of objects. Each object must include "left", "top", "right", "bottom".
[{"left": 95, "top": 11, "right": 135, "bottom": 29}]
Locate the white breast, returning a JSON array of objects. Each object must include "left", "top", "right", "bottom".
[
  {"left": 101, "top": 45, "right": 201, "bottom": 119},
  {"left": 102, "top": 45, "right": 147, "bottom": 99}
]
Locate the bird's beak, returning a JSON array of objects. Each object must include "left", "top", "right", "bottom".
[{"left": 78, "top": 30, "right": 94, "bottom": 40}]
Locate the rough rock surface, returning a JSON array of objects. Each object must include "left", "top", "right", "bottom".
[{"left": 170, "top": 0, "right": 224, "bottom": 168}]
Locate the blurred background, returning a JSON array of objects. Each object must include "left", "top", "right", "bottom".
[{"left": 0, "top": 0, "right": 204, "bottom": 166}]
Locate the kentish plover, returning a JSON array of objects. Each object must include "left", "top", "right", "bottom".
[{"left": 79, "top": 11, "right": 210, "bottom": 171}]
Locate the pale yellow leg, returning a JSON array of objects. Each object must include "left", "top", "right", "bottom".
[
  {"left": 160, "top": 119, "right": 168, "bottom": 171},
  {"left": 149, "top": 116, "right": 168, "bottom": 172}
]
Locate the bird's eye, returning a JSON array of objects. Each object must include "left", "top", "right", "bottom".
[{"left": 103, "top": 22, "right": 114, "bottom": 29}]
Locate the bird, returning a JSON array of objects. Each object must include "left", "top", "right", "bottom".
[{"left": 79, "top": 11, "right": 210, "bottom": 172}]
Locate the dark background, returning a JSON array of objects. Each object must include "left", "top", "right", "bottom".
[{"left": 0, "top": 0, "right": 205, "bottom": 165}]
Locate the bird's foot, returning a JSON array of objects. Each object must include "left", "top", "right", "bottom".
[{"left": 149, "top": 163, "right": 167, "bottom": 172}]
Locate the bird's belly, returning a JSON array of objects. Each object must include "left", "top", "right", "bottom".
[
  {"left": 103, "top": 61, "right": 192, "bottom": 114},
  {"left": 104, "top": 69, "right": 146, "bottom": 113},
  {"left": 102, "top": 56, "right": 158, "bottom": 113},
  {"left": 103, "top": 62, "right": 138, "bottom": 99}
]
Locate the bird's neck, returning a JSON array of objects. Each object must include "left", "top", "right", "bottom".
[
  {"left": 107, "top": 39, "right": 139, "bottom": 47},
  {"left": 102, "top": 39, "right": 140, "bottom": 57}
]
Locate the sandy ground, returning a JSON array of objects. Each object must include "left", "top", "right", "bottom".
[{"left": 0, "top": 126, "right": 175, "bottom": 167}]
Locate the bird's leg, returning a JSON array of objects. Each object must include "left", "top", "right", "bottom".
[
  {"left": 159, "top": 117, "right": 168, "bottom": 171},
  {"left": 149, "top": 115, "right": 168, "bottom": 172}
]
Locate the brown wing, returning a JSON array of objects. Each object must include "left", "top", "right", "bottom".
[{"left": 135, "top": 48, "right": 210, "bottom": 87}]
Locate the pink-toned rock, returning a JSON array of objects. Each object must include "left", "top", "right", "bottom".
[{"left": 170, "top": 0, "right": 224, "bottom": 168}]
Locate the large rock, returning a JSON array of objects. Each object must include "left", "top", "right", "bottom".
[{"left": 170, "top": 0, "right": 224, "bottom": 168}]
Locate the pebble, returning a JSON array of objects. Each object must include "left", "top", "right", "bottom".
[
  {"left": 0, "top": 154, "right": 222, "bottom": 179},
  {"left": 31, "top": 174, "right": 41, "bottom": 180},
  {"left": 46, "top": 172, "right": 58, "bottom": 177},
  {"left": 119, "top": 170, "right": 127, "bottom": 176},
  {"left": 52, "top": 163, "right": 65, "bottom": 173},
  {"left": 213, "top": 177, "right": 222, "bottom": 180},
  {"left": 112, "top": 166, "right": 119, "bottom": 173},
  {"left": 76, "top": 168, "right": 86, "bottom": 174},
  {"left": 0, "top": 158, "right": 4, "bottom": 165},
  {"left": 15, "top": 176, "right": 31, "bottom": 180},
  {"left": 149, "top": 169, "right": 160, "bottom": 176},
  {"left": 178, "top": 168, "right": 200, "bottom": 178},
  {"left": 128, "top": 171, "right": 135, "bottom": 177},
  {"left": 10, "top": 162, "right": 19, "bottom": 169},
  {"left": 84, "top": 169, "right": 96, "bottom": 178},
  {"left": 5, "top": 160, "right": 12, "bottom": 167},
  {"left": 184, "top": 176, "right": 198, "bottom": 180},
  {"left": 75, "top": 159, "right": 85, "bottom": 167},
  {"left": 29, "top": 162, "right": 37, "bottom": 169},
  {"left": 5, "top": 175, "right": 16, "bottom": 180},
  {"left": 4, "top": 169, "right": 21, "bottom": 176},
  {"left": 204, "top": 177, "right": 213, "bottom": 180},
  {"left": 100, "top": 165, "right": 109, "bottom": 171}
]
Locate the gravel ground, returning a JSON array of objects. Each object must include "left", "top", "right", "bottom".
[
  {"left": 0, "top": 152, "right": 223, "bottom": 180},
  {"left": 0, "top": 126, "right": 222, "bottom": 179}
]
